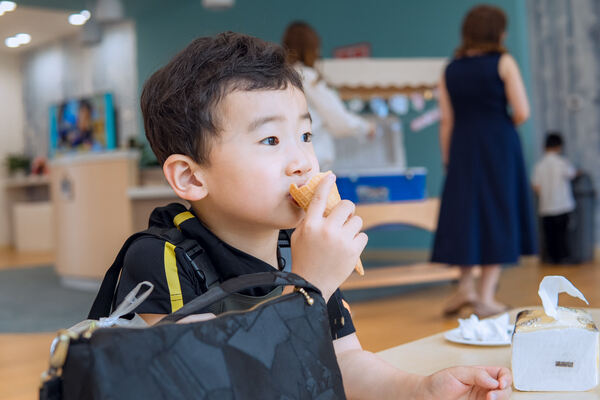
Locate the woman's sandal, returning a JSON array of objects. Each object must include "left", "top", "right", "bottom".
[
  {"left": 473, "top": 302, "right": 510, "bottom": 319},
  {"left": 443, "top": 296, "right": 477, "bottom": 316}
]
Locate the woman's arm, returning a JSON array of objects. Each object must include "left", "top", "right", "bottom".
[
  {"left": 438, "top": 73, "right": 454, "bottom": 168},
  {"left": 499, "top": 53, "right": 530, "bottom": 125},
  {"left": 303, "top": 75, "right": 373, "bottom": 138}
]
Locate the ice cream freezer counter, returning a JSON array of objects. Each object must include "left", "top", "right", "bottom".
[{"left": 342, "top": 198, "right": 460, "bottom": 291}]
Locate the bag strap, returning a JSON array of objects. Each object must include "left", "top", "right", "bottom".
[
  {"left": 89, "top": 226, "right": 293, "bottom": 320},
  {"left": 158, "top": 270, "right": 320, "bottom": 324},
  {"left": 278, "top": 229, "right": 292, "bottom": 248},
  {"left": 87, "top": 231, "right": 150, "bottom": 319},
  {"left": 88, "top": 226, "right": 218, "bottom": 319},
  {"left": 147, "top": 225, "right": 220, "bottom": 292}
]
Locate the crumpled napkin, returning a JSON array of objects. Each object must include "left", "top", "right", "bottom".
[{"left": 458, "top": 313, "right": 510, "bottom": 342}]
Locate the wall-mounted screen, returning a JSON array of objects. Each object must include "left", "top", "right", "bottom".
[{"left": 49, "top": 93, "right": 116, "bottom": 157}]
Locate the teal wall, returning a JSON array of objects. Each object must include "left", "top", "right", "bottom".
[
  {"left": 22, "top": 0, "right": 534, "bottom": 250},
  {"left": 127, "top": 0, "right": 533, "bottom": 250}
]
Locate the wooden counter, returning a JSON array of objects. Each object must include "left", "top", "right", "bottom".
[
  {"left": 50, "top": 151, "right": 139, "bottom": 281},
  {"left": 342, "top": 198, "right": 456, "bottom": 290}
]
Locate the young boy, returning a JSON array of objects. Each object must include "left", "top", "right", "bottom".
[
  {"left": 114, "top": 32, "right": 511, "bottom": 399},
  {"left": 532, "top": 132, "right": 577, "bottom": 264}
]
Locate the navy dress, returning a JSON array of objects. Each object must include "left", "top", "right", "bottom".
[{"left": 431, "top": 53, "right": 537, "bottom": 266}]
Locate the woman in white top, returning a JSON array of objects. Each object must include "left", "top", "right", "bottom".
[{"left": 282, "top": 21, "right": 375, "bottom": 171}]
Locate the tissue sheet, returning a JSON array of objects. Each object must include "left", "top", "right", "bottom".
[
  {"left": 512, "top": 308, "right": 599, "bottom": 391},
  {"left": 458, "top": 313, "right": 510, "bottom": 342}
]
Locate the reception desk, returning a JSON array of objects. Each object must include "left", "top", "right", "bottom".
[
  {"left": 4, "top": 174, "right": 52, "bottom": 251},
  {"left": 50, "top": 151, "right": 139, "bottom": 283},
  {"left": 128, "top": 185, "right": 186, "bottom": 232}
]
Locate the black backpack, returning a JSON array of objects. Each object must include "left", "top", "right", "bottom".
[{"left": 88, "top": 226, "right": 293, "bottom": 320}]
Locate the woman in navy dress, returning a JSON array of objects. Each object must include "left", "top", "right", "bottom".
[{"left": 431, "top": 5, "right": 537, "bottom": 318}]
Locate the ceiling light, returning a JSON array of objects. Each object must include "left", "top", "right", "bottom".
[
  {"left": 69, "top": 13, "right": 87, "bottom": 25},
  {"left": 15, "top": 33, "right": 31, "bottom": 45},
  {"left": 0, "top": 1, "right": 17, "bottom": 16},
  {"left": 5, "top": 37, "right": 19, "bottom": 48},
  {"left": 69, "top": 10, "right": 92, "bottom": 25},
  {"left": 4, "top": 33, "right": 32, "bottom": 48}
]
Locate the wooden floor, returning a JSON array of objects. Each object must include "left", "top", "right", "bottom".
[
  {"left": 0, "top": 247, "right": 54, "bottom": 270},
  {"left": 1, "top": 247, "right": 599, "bottom": 400}
]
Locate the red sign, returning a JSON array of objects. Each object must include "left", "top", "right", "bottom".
[{"left": 333, "top": 42, "right": 371, "bottom": 58}]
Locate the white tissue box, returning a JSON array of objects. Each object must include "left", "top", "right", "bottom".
[{"left": 512, "top": 307, "right": 599, "bottom": 391}]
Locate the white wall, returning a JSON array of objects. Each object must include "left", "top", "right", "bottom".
[
  {"left": 22, "top": 20, "right": 138, "bottom": 156},
  {"left": 0, "top": 54, "right": 24, "bottom": 246}
]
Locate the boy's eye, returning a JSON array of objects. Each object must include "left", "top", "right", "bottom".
[
  {"left": 260, "top": 136, "right": 279, "bottom": 145},
  {"left": 302, "top": 132, "right": 312, "bottom": 143}
]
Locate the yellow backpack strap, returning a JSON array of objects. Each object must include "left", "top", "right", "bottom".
[
  {"left": 173, "top": 211, "right": 194, "bottom": 229},
  {"left": 163, "top": 241, "right": 183, "bottom": 312}
]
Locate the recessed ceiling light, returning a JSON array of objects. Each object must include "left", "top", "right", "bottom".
[
  {"left": 0, "top": 1, "right": 17, "bottom": 16},
  {"left": 4, "top": 33, "right": 32, "bottom": 48},
  {"left": 69, "top": 13, "right": 87, "bottom": 25},
  {"left": 69, "top": 10, "right": 91, "bottom": 25},
  {"left": 5, "top": 37, "right": 19, "bottom": 48},
  {"left": 15, "top": 33, "right": 31, "bottom": 45}
]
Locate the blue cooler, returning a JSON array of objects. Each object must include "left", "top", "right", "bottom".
[{"left": 335, "top": 168, "right": 427, "bottom": 204}]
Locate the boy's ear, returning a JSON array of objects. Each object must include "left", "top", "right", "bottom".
[{"left": 162, "top": 154, "right": 208, "bottom": 201}]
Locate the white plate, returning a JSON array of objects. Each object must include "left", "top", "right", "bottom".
[{"left": 444, "top": 327, "right": 514, "bottom": 346}]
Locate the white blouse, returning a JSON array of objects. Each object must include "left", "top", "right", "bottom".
[{"left": 295, "top": 63, "right": 371, "bottom": 170}]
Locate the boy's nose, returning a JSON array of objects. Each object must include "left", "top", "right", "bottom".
[{"left": 285, "top": 145, "right": 314, "bottom": 176}]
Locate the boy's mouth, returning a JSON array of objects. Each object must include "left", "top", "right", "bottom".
[{"left": 288, "top": 194, "right": 301, "bottom": 208}]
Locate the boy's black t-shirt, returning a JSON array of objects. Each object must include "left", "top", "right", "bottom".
[{"left": 115, "top": 203, "right": 355, "bottom": 340}]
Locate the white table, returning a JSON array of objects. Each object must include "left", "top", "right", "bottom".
[{"left": 377, "top": 308, "right": 600, "bottom": 399}]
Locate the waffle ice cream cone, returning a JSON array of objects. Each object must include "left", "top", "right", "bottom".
[{"left": 290, "top": 171, "right": 365, "bottom": 276}]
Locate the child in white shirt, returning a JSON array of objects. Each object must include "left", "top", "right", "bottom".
[{"left": 532, "top": 133, "right": 577, "bottom": 263}]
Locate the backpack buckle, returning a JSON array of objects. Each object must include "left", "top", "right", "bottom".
[{"left": 183, "top": 250, "right": 208, "bottom": 292}]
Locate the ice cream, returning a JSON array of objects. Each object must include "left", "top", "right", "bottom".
[{"left": 290, "top": 171, "right": 365, "bottom": 276}]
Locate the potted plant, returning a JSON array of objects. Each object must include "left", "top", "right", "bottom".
[{"left": 5, "top": 154, "right": 31, "bottom": 177}]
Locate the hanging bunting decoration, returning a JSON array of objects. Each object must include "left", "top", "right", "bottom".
[
  {"left": 389, "top": 94, "right": 409, "bottom": 115},
  {"left": 410, "top": 107, "right": 440, "bottom": 132},
  {"left": 410, "top": 93, "right": 425, "bottom": 111},
  {"left": 369, "top": 97, "right": 389, "bottom": 117},
  {"left": 347, "top": 97, "right": 365, "bottom": 113}
]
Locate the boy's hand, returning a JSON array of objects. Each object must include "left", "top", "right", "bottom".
[
  {"left": 419, "top": 366, "right": 512, "bottom": 400},
  {"left": 291, "top": 173, "right": 368, "bottom": 301}
]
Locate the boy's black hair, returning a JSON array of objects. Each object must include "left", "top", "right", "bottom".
[
  {"left": 141, "top": 32, "right": 304, "bottom": 165},
  {"left": 545, "top": 132, "right": 564, "bottom": 149}
]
